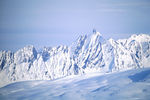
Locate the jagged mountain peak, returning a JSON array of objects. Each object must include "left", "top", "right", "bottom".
[
  {"left": 0, "top": 32, "right": 150, "bottom": 87},
  {"left": 14, "top": 45, "right": 37, "bottom": 64},
  {"left": 93, "top": 31, "right": 102, "bottom": 36},
  {"left": 130, "top": 34, "right": 150, "bottom": 42},
  {"left": 18, "top": 45, "right": 36, "bottom": 51}
]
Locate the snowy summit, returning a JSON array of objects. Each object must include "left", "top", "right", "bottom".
[
  {"left": 0, "top": 31, "right": 150, "bottom": 88},
  {"left": 0, "top": 31, "right": 150, "bottom": 100}
]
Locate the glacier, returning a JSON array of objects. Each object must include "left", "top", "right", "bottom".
[{"left": 0, "top": 31, "right": 150, "bottom": 88}]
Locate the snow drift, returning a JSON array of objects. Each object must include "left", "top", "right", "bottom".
[{"left": 0, "top": 68, "right": 150, "bottom": 100}]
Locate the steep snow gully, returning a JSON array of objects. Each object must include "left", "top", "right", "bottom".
[{"left": 0, "top": 31, "right": 150, "bottom": 87}]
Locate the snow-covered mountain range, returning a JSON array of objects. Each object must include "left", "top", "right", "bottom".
[{"left": 0, "top": 31, "right": 150, "bottom": 87}]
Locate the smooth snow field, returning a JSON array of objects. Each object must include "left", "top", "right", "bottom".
[{"left": 0, "top": 68, "right": 150, "bottom": 100}]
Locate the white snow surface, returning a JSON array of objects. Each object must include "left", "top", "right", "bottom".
[
  {"left": 0, "top": 32, "right": 150, "bottom": 87},
  {"left": 0, "top": 68, "right": 150, "bottom": 100}
]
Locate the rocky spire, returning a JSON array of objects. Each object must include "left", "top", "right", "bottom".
[{"left": 93, "top": 28, "right": 96, "bottom": 34}]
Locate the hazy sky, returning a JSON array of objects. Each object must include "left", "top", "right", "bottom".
[{"left": 0, "top": 0, "right": 150, "bottom": 51}]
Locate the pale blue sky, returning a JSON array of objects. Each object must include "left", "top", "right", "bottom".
[{"left": 0, "top": 0, "right": 150, "bottom": 51}]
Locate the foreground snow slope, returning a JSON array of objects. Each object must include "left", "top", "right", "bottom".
[
  {"left": 0, "top": 31, "right": 150, "bottom": 87},
  {"left": 0, "top": 68, "right": 150, "bottom": 100}
]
